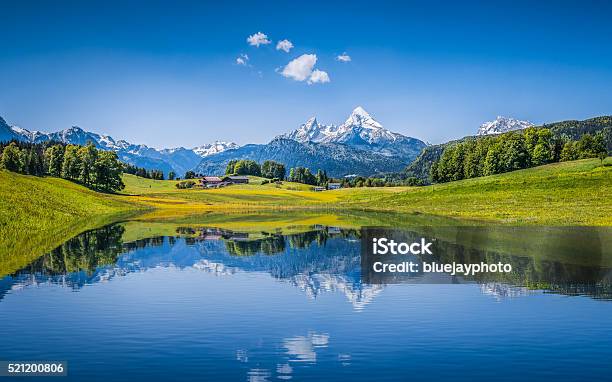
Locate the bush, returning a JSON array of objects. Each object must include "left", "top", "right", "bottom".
[{"left": 175, "top": 180, "right": 196, "bottom": 189}]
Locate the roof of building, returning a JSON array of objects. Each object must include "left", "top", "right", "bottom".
[
  {"left": 228, "top": 176, "right": 249, "bottom": 180},
  {"left": 202, "top": 176, "right": 222, "bottom": 182}
]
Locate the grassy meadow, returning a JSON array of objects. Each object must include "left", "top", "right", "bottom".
[
  {"left": 0, "top": 170, "right": 145, "bottom": 275},
  {"left": 343, "top": 158, "right": 612, "bottom": 225},
  {"left": 121, "top": 158, "right": 612, "bottom": 225},
  {"left": 0, "top": 158, "right": 610, "bottom": 275}
]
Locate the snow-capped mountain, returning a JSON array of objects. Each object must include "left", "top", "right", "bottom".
[
  {"left": 280, "top": 106, "right": 426, "bottom": 158},
  {"left": 0, "top": 117, "right": 238, "bottom": 176},
  {"left": 477, "top": 116, "right": 534, "bottom": 136},
  {"left": 193, "top": 141, "right": 239, "bottom": 157},
  {"left": 195, "top": 107, "right": 427, "bottom": 177},
  {"left": 283, "top": 106, "right": 399, "bottom": 145}
]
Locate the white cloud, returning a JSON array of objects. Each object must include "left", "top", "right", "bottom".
[
  {"left": 247, "top": 32, "right": 271, "bottom": 47},
  {"left": 307, "top": 69, "right": 330, "bottom": 85},
  {"left": 336, "top": 53, "right": 351, "bottom": 62},
  {"left": 236, "top": 53, "right": 249, "bottom": 66},
  {"left": 276, "top": 39, "right": 294, "bottom": 53},
  {"left": 281, "top": 54, "right": 317, "bottom": 81}
]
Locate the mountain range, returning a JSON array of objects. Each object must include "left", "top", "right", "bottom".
[
  {"left": 195, "top": 107, "right": 427, "bottom": 176},
  {"left": 0, "top": 116, "right": 237, "bottom": 176},
  {"left": 2, "top": 109, "right": 546, "bottom": 178},
  {"left": 477, "top": 116, "right": 534, "bottom": 136},
  {"left": 0, "top": 107, "right": 427, "bottom": 177}
]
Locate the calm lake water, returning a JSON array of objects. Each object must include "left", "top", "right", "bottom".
[{"left": 1, "top": 216, "right": 611, "bottom": 381}]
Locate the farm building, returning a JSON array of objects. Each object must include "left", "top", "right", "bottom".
[
  {"left": 227, "top": 176, "right": 249, "bottom": 184},
  {"left": 201, "top": 176, "right": 223, "bottom": 185}
]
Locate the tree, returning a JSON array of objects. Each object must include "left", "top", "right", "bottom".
[
  {"left": 1, "top": 142, "right": 22, "bottom": 172},
  {"left": 560, "top": 141, "right": 578, "bottom": 162},
  {"left": 483, "top": 143, "right": 503, "bottom": 176},
  {"left": 530, "top": 129, "right": 553, "bottom": 166},
  {"left": 184, "top": 170, "right": 196, "bottom": 179},
  {"left": 20, "top": 147, "right": 44, "bottom": 175},
  {"left": 261, "top": 160, "right": 286, "bottom": 180},
  {"left": 532, "top": 143, "right": 552, "bottom": 166},
  {"left": 168, "top": 171, "right": 176, "bottom": 180},
  {"left": 288, "top": 167, "right": 317, "bottom": 185},
  {"left": 94, "top": 151, "right": 125, "bottom": 192},
  {"left": 592, "top": 133, "right": 608, "bottom": 163},
  {"left": 225, "top": 159, "right": 238, "bottom": 175},
  {"left": 77, "top": 142, "right": 98, "bottom": 186},
  {"left": 149, "top": 170, "right": 164, "bottom": 180},
  {"left": 576, "top": 133, "right": 595, "bottom": 158},
  {"left": 45, "top": 144, "right": 64, "bottom": 177},
  {"left": 62, "top": 145, "right": 81, "bottom": 180},
  {"left": 316, "top": 169, "right": 328, "bottom": 186},
  {"left": 233, "top": 160, "right": 261, "bottom": 176},
  {"left": 501, "top": 132, "right": 529, "bottom": 171}
]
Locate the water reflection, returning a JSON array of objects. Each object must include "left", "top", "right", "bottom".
[
  {"left": 1, "top": 220, "right": 612, "bottom": 381},
  {"left": 2, "top": 223, "right": 612, "bottom": 306}
]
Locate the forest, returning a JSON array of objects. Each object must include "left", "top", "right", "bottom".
[
  {"left": 431, "top": 128, "right": 607, "bottom": 183},
  {"left": 0, "top": 140, "right": 125, "bottom": 192}
]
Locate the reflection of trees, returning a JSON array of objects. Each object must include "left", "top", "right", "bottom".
[
  {"left": 222, "top": 228, "right": 360, "bottom": 256},
  {"left": 22, "top": 225, "right": 126, "bottom": 275},
  {"left": 287, "top": 230, "right": 327, "bottom": 249},
  {"left": 380, "top": 227, "right": 612, "bottom": 299},
  {"left": 224, "top": 236, "right": 286, "bottom": 256},
  {"left": 123, "top": 236, "right": 165, "bottom": 252},
  {"left": 429, "top": 231, "right": 609, "bottom": 287},
  {"left": 6, "top": 223, "right": 611, "bottom": 302}
]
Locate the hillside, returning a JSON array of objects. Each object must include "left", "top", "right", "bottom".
[
  {"left": 2, "top": 158, "right": 610, "bottom": 276},
  {"left": 0, "top": 170, "right": 142, "bottom": 274},
  {"left": 130, "top": 158, "right": 611, "bottom": 225},
  {"left": 406, "top": 115, "right": 612, "bottom": 183},
  {"left": 347, "top": 158, "right": 612, "bottom": 225}
]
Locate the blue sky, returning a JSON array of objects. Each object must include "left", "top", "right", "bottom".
[{"left": 1, "top": 0, "right": 611, "bottom": 147}]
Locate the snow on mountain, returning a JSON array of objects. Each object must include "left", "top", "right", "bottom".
[
  {"left": 477, "top": 116, "right": 534, "bottom": 136},
  {"left": 0, "top": 118, "right": 238, "bottom": 176},
  {"left": 281, "top": 106, "right": 414, "bottom": 146},
  {"left": 279, "top": 106, "right": 426, "bottom": 158},
  {"left": 282, "top": 117, "right": 338, "bottom": 143},
  {"left": 193, "top": 141, "right": 239, "bottom": 157}
]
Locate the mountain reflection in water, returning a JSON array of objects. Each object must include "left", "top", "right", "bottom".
[
  {"left": 1, "top": 221, "right": 612, "bottom": 382},
  {"left": 1, "top": 223, "right": 611, "bottom": 305}
]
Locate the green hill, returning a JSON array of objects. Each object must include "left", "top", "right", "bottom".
[
  {"left": 406, "top": 115, "right": 612, "bottom": 182},
  {"left": 1, "top": 158, "right": 610, "bottom": 275},
  {"left": 345, "top": 158, "right": 611, "bottom": 225},
  {"left": 0, "top": 170, "right": 141, "bottom": 274}
]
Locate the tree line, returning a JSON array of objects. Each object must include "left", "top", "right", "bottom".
[
  {"left": 431, "top": 128, "right": 608, "bottom": 183},
  {"left": 123, "top": 163, "right": 167, "bottom": 180},
  {"left": 225, "top": 159, "right": 287, "bottom": 179},
  {"left": 1, "top": 140, "right": 125, "bottom": 192}
]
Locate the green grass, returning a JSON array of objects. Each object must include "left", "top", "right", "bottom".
[
  {"left": 122, "top": 158, "right": 611, "bottom": 225},
  {"left": 1, "top": 158, "right": 610, "bottom": 275},
  {"left": 339, "top": 158, "right": 612, "bottom": 225},
  {"left": 0, "top": 170, "right": 144, "bottom": 275}
]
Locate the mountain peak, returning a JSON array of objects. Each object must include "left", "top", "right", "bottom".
[
  {"left": 477, "top": 116, "right": 534, "bottom": 136},
  {"left": 193, "top": 141, "right": 239, "bottom": 157},
  {"left": 351, "top": 106, "right": 370, "bottom": 118},
  {"left": 344, "top": 106, "right": 382, "bottom": 130},
  {"left": 304, "top": 116, "right": 318, "bottom": 127},
  {"left": 278, "top": 106, "right": 426, "bottom": 158},
  {"left": 66, "top": 126, "right": 86, "bottom": 133}
]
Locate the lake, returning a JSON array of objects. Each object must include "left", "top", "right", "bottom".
[{"left": 1, "top": 213, "right": 611, "bottom": 381}]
